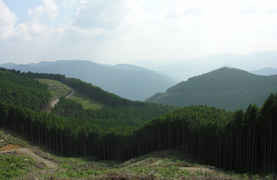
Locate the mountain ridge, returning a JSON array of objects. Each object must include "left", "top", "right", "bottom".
[
  {"left": 0, "top": 60, "right": 176, "bottom": 101},
  {"left": 136, "top": 51, "right": 277, "bottom": 81},
  {"left": 251, "top": 67, "right": 277, "bottom": 76},
  {"left": 146, "top": 67, "right": 277, "bottom": 111}
]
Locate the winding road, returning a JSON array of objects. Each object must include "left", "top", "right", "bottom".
[{"left": 50, "top": 87, "right": 75, "bottom": 109}]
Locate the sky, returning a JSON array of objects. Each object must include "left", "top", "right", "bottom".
[{"left": 0, "top": 0, "right": 277, "bottom": 65}]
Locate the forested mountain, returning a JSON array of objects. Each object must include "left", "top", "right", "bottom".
[
  {"left": 0, "top": 60, "right": 175, "bottom": 101},
  {"left": 132, "top": 93, "right": 277, "bottom": 174},
  {"left": 0, "top": 68, "right": 51, "bottom": 110},
  {"left": 1, "top": 67, "right": 277, "bottom": 174},
  {"left": 251, "top": 67, "right": 277, "bottom": 76},
  {"left": 146, "top": 67, "right": 277, "bottom": 111},
  {"left": 0, "top": 68, "right": 175, "bottom": 130}
]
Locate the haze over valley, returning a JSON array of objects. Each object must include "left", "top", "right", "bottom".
[
  {"left": 1, "top": 60, "right": 176, "bottom": 101},
  {"left": 1, "top": 0, "right": 277, "bottom": 179}
]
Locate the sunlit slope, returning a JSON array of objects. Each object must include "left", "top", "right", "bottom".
[{"left": 38, "top": 79, "right": 103, "bottom": 110}]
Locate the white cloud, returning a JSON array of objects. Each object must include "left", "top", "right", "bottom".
[
  {"left": 74, "top": 0, "right": 126, "bottom": 30},
  {"left": 0, "top": 0, "right": 17, "bottom": 39},
  {"left": 28, "top": 0, "right": 59, "bottom": 20},
  {"left": 1, "top": 0, "right": 277, "bottom": 64}
]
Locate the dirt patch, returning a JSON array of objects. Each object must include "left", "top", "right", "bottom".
[
  {"left": 43, "top": 87, "right": 75, "bottom": 113},
  {"left": 0, "top": 144, "right": 22, "bottom": 151}
]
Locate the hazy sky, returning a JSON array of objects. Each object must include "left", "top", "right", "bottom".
[{"left": 1, "top": 0, "right": 277, "bottom": 65}]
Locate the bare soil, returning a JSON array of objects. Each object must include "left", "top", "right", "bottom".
[
  {"left": 43, "top": 87, "right": 75, "bottom": 113},
  {"left": 0, "top": 144, "right": 22, "bottom": 151}
]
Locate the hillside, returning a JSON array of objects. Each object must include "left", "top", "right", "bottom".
[
  {"left": 0, "top": 129, "right": 248, "bottom": 180},
  {"left": 1, "top": 60, "right": 176, "bottom": 101},
  {"left": 1, "top": 92, "right": 277, "bottom": 177},
  {"left": 146, "top": 67, "right": 277, "bottom": 111},
  {"left": 0, "top": 68, "right": 175, "bottom": 130},
  {"left": 1, "top": 67, "right": 277, "bottom": 175},
  {"left": 251, "top": 67, "right": 277, "bottom": 76},
  {"left": 0, "top": 68, "right": 51, "bottom": 110}
]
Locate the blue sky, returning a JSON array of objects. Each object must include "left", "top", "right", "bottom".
[
  {"left": 0, "top": 0, "right": 277, "bottom": 65},
  {"left": 3, "top": 0, "right": 41, "bottom": 25}
]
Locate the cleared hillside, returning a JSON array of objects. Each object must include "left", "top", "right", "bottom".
[
  {"left": 146, "top": 67, "right": 277, "bottom": 111},
  {"left": 38, "top": 79, "right": 103, "bottom": 111},
  {"left": 0, "top": 129, "right": 254, "bottom": 180}
]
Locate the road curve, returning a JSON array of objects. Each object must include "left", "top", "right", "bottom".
[{"left": 50, "top": 87, "right": 75, "bottom": 109}]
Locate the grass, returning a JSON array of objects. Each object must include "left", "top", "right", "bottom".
[
  {"left": 38, "top": 79, "right": 103, "bottom": 110},
  {"left": 0, "top": 154, "right": 37, "bottom": 180},
  {"left": 37, "top": 79, "right": 71, "bottom": 100},
  {"left": 1, "top": 129, "right": 276, "bottom": 179},
  {"left": 0, "top": 128, "right": 30, "bottom": 149},
  {"left": 70, "top": 92, "right": 103, "bottom": 110},
  {"left": 49, "top": 149, "right": 266, "bottom": 180}
]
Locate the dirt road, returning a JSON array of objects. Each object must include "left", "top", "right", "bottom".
[{"left": 50, "top": 87, "right": 75, "bottom": 109}]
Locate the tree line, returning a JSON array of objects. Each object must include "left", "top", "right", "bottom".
[{"left": 0, "top": 68, "right": 277, "bottom": 174}]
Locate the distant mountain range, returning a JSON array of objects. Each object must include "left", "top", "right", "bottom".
[
  {"left": 137, "top": 51, "right": 277, "bottom": 81},
  {"left": 146, "top": 67, "right": 277, "bottom": 111},
  {"left": 251, "top": 67, "right": 277, "bottom": 76},
  {"left": 0, "top": 60, "right": 176, "bottom": 101}
]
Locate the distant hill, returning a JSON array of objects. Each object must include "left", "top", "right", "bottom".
[
  {"left": 146, "top": 67, "right": 277, "bottom": 111},
  {"left": 0, "top": 60, "right": 176, "bottom": 101},
  {"left": 251, "top": 67, "right": 277, "bottom": 76},
  {"left": 137, "top": 51, "right": 277, "bottom": 81}
]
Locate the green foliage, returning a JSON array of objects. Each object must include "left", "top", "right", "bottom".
[
  {"left": 52, "top": 97, "right": 175, "bottom": 129},
  {"left": 37, "top": 79, "right": 71, "bottom": 100},
  {"left": 70, "top": 93, "right": 103, "bottom": 110},
  {"left": 147, "top": 67, "right": 277, "bottom": 111},
  {"left": 0, "top": 70, "right": 51, "bottom": 110},
  {"left": 0, "top": 129, "right": 30, "bottom": 148},
  {"left": 51, "top": 149, "right": 238, "bottom": 180},
  {"left": 0, "top": 154, "right": 36, "bottom": 180},
  {"left": 1, "top": 67, "right": 277, "bottom": 175}
]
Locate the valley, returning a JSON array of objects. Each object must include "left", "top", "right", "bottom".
[
  {"left": 1, "top": 60, "right": 176, "bottom": 101},
  {"left": 1, "top": 0, "right": 277, "bottom": 179},
  {"left": 0, "top": 67, "right": 277, "bottom": 179}
]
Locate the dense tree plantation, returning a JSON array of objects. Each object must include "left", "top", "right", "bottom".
[
  {"left": 23, "top": 71, "right": 134, "bottom": 107},
  {"left": 0, "top": 69, "right": 51, "bottom": 110},
  {"left": 1, "top": 68, "right": 277, "bottom": 174},
  {"left": 52, "top": 97, "right": 174, "bottom": 129},
  {"left": 147, "top": 67, "right": 277, "bottom": 111}
]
